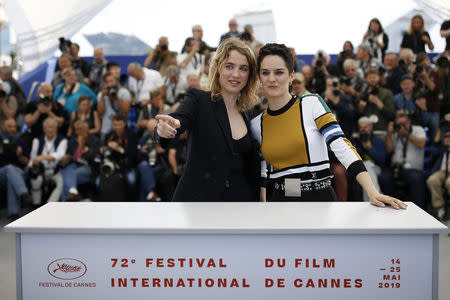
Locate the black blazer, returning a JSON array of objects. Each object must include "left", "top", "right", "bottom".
[{"left": 157, "top": 88, "right": 260, "bottom": 202}]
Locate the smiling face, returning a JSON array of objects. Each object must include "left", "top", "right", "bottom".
[
  {"left": 259, "top": 55, "right": 293, "bottom": 100},
  {"left": 218, "top": 50, "right": 250, "bottom": 98}
]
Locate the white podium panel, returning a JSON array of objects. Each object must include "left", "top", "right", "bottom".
[
  {"left": 4, "top": 202, "right": 448, "bottom": 300},
  {"left": 20, "top": 234, "right": 433, "bottom": 300}
]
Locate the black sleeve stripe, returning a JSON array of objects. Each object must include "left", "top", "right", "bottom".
[
  {"left": 347, "top": 160, "right": 367, "bottom": 178},
  {"left": 314, "top": 111, "right": 329, "bottom": 121},
  {"left": 326, "top": 134, "right": 346, "bottom": 145},
  {"left": 319, "top": 121, "right": 339, "bottom": 133}
]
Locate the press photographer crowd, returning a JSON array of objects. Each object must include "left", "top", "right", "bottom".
[{"left": 1, "top": 15, "right": 450, "bottom": 221}]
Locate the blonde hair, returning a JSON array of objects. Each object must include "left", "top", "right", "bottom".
[
  {"left": 408, "top": 14, "right": 424, "bottom": 35},
  {"left": 208, "top": 38, "right": 258, "bottom": 112},
  {"left": 61, "top": 66, "right": 75, "bottom": 78}
]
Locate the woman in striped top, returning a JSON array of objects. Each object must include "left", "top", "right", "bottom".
[{"left": 251, "top": 43, "right": 405, "bottom": 209}]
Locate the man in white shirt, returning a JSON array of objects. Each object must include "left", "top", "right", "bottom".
[
  {"left": 385, "top": 111, "right": 426, "bottom": 208},
  {"left": 127, "top": 62, "right": 164, "bottom": 106},
  {"left": 177, "top": 38, "right": 205, "bottom": 82},
  {"left": 29, "top": 117, "right": 67, "bottom": 205}
]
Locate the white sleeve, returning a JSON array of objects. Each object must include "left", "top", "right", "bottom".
[
  {"left": 50, "top": 139, "right": 68, "bottom": 162},
  {"left": 28, "top": 138, "right": 39, "bottom": 167}
]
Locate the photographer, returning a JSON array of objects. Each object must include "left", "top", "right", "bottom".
[
  {"left": 400, "top": 14, "right": 434, "bottom": 54},
  {"left": 60, "top": 120, "right": 99, "bottom": 202},
  {"left": 436, "top": 56, "right": 449, "bottom": 116},
  {"left": 357, "top": 68, "right": 394, "bottom": 135},
  {"left": 291, "top": 73, "right": 309, "bottom": 97},
  {"left": 0, "top": 118, "right": 31, "bottom": 220},
  {"left": 177, "top": 38, "right": 205, "bottom": 82},
  {"left": 97, "top": 72, "right": 131, "bottom": 136},
  {"left": 385, "top": 111, "right": 426, "bottom": 208},
  {"left": 413, "top": 52, "right": 443, "bottom": 139},
  {"left": 310, "top": 50, "right": 331, "bottom": 95},
  {"left": 336, "top": 41, "right": 356, "bottom": 77},
  {"left": 67, "top": 95, "right": 100, "bottom": 137},
  {"left": 28, "top": 118, "right": 67, "bottom": 206},
  {"left": 342, "top": 58, "right": 366, "bottom": 98},
  {"left": 128, "top": 62, "right": 164, "bottom": 106},
  {"left": 383, "top": 52, "right": 404, "bottom": 95},
  {"left": 162, "top": 65, "right": 188, "bottom": 106},
  {"left": 53, "top": 67, "right": 97, "bottom": 117},
  {"left": 137, "top": 89, "right": 171, "bottom": 137},
  {"left": 24, "top": 83, "right": 64, "bottom": 140},
  {"left": 99, "top": 113, "right": 138, "bottom": 201},
  {"left": 144, "top": 36, "right": 177, "bottom": 77},
  {"left": 362, "top": 18, "right": 389, "bottom": 63},
  {"left": 137, "top": 119, "right": 166, "bottom": 201},
  {"left": 355, "top": 116, "right": 390, "bottom": 200},
  {"left": 70, "top": 43, "right": 90, "bottom": 79},
  {"left": 0, "top": 66, "right": 26, "bottom": 126},
  {"left": 394, "top": 75, "right": 430, "bottom": 127},
  {"left": 323, "top": 77, "right": 357, "bottom": 139},
  {"left": 87, "top": 48, "right": 108, "bottom": 94},
  {"left": 398, "top": 48, "right": 415, "bottom": 74},
  {"left": 427, "top": 120, "right": 450, "bottom": 220},
  {"left": 356, "top": 43, "right": 382, "bottom": 77},
  {"left": 192, "top": 24, "right": 215, "bottom": 56},
  {"left": 52, "top": 54, "right": 84, "bottom": 88}
]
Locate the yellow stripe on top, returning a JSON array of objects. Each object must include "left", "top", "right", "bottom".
[
  {"left": 343, "top": 137, "right": 362, "bottom": 160},
  {"left": 315, "top": 112, "right": 336, "bottom": 131},
  {"left": 261, "top": 99, "right": 309, "bottom": 170}
]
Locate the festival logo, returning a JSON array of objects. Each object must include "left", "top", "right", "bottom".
[{"left": 47, "top": 258, "right": 87, "bottom": 280}]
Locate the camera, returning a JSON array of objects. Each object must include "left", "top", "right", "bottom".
[
  {"left": 29, "top": 162, "right": 45, "bottom": 179},
  {"left": 107, "top": 85, "right": 118, "bottom": 98},
  {"left": 369, "top": 87, "right": 379, "bottom": 96},
  {"left": 339, "top": 76, "right": 351, "bottom": 86},
  {"left": 394, "top": 122, "right": 406, "bottom": 131},
  {"left": 398, "top": 58, "right": 407, "bottom": 68},
  {"left": 1, "top": 138, "right": 18, "bottom": 157},
  {"left": 440, "top": 120, "right": 450, "bottom": 135},
  {"left": 38, "top": 96, "right": 51, "bottom": 106},
  {"left": 359, "top": 131, "right": 370, "bottom": 143},
  {"left": 378, "top": 66, "right": 386, "bottom": 76},
  {"left": 58, "top": 37, "right": 72, "bottom": 54},
  {"left": 159, "top": 44, "right": 168, "bottom": 52},
  {"left": 392, "top": 163, "right": 404, "bottom": 180},
  {"left": 332, "top": 78, "right": 340, "bottom": 96},
  {"left": 316, "top": 51, "right": 324, "bottom": 68},
  {"left": 415, "top": 64, "right": 424, "bottom": 74},
  {"left": 0, "top": 89, "right": 6, "bottom": 98},
  {"left": 100, "top": 147, "right": 117, "bottom": 178}
]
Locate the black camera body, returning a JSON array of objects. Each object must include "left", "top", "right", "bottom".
[
  {"left": 394, "top": 122, "right": 407, "bottom": 132},
  {"left": 29, "top": 162, "right": 45, "bottom": 179},
  {"left": 416, "top": 64, "right": 424, "bottom": 74},
  {"left": 398, "top": 58, "right": 407, "bottom": 68},
  {"left": 339, "top": 76, "right": 351, "bottom": 86},
  {"left": 58, "top": 37, "right": 72, "bottom": 54},
  {"left": 440, "top": 120, "right": 450, "bottom": 136},
  {"left": 1, "top": 138, "right": 18, "bottom": 157},
  {"left": 359, "top": 131, "right": 370, "bottom": 143},
  {"left": 369, "top": 87, "right": 379, "bottom": 96},
  {"left": 38, "top": 96, "right": 51, "bottom": 106},
  {"left": 107, "top": 85, "right": 118, "bottom": 98},
  {"left": 159, "top": 44, "right": 168, "bottom": 52}
]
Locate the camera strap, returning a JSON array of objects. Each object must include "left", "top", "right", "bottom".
[
  {"left": 399, "top": 134, "right": 409, "bottom": 165},
  {"left": 445, "top": 150, "right": 449, "bottom": 180}
]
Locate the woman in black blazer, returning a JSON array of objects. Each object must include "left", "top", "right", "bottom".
[{"left": 155, "top": 38, "right": 261, "bottom": 202}]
